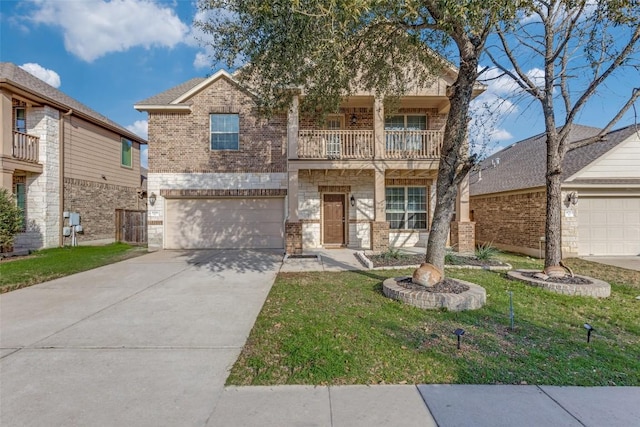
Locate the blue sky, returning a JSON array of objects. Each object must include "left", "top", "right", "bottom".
[{"left": 1, "top": 0, "right": 638, "bottom": 167}]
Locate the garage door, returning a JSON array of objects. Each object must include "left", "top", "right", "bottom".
[
  {"left": 578, "top": 197, "right": 640, "bottom": 256},
  {"left": 165, "top": 198, "right": 284, "bottom": 249}
]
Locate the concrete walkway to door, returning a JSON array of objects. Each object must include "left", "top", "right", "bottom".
[{"left": 0, "top": 249, "right": 283, "bottom": 427}]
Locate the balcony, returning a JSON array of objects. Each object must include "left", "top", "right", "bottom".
[
  {"left": 298, "top": 130, "right": 374, "bottom": 159},
  {"left": 13, "top": 131, "right": 40, "bottom": 163},
  {"left": 296, "top": 129, "right": 442, "bottom": 160}
]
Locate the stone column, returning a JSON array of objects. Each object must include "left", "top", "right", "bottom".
[
  {"left": 373, "top": 97, "right": 384, "bottom": 159},
  {"left": 451, "top": 174, "right": 475, "bottom": 253},
  {"left": 285, "top": 221, "right": 303, "bottom": 254},
  {"left": 371, "top": 167, "right": 389, "bottom": 252},
  {"left": 287, "top": 169, "right": 299, "bottom": 222},
  {"left": 287, "top": 94, "right": 299, "bottom": 160},
  {"left": 0, "top": 89, "right": 13, "bottom": 160}
]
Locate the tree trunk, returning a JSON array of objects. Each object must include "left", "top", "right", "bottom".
[
  {"left": 425, "top": 45, "right": 477, "bottom": 272},
  {"left": 545, "top": 133, "right": 564, "bottom": 267}
]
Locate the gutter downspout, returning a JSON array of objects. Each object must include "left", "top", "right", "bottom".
[{"left": 59, "top": 109, "right": 72, "bottom": 246}]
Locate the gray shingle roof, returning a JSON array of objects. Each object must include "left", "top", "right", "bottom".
[
  {"left": 0, "top": 62, "right": 145, "bottom": 144},
  {"left": 470, "top": 124, "right": 639, "bottom": 196},
  {"left": 134, "top": 77, "right": 206, "bottom": 106}
]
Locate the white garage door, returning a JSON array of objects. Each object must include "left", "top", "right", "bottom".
[
  {"left": 165, "top": 198, "right": 284, "bottom": 249},
  {"left": 578, "top": 197, "right": 640, "bottom": 256}
]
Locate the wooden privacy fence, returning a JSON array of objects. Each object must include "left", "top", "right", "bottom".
[{"left": 115, "top": 209, "right": 147, "bottom": 244}]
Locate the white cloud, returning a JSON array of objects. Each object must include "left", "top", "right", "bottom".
[
  {"left": 193, "top": 51, "right": 210, "bottom": 69},
  {"left": 31, "top": 0, "right": 189, "bottom": 62},
  {"left": 19, "top": 63, "right": 61, "bottom": 88},
  {"left": 126, "top": 119, "right": 148, "bottom": 139}
]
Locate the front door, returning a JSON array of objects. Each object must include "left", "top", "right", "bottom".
[{"left": 323, "top": 194, "right": 345, "bottom": 245}]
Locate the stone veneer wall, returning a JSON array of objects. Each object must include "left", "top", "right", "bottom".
[
  {"left": 63, "top": 178, "right": 142, "bottom": 243},
  {"left": 14, "top": 105, "right": 60, "bottom": 250},
  {"left": 298, "top": 170, "right": 375, "bottom": 249},
  {"left": 146, "top": 172, "right": 288, "bottom": 250}
]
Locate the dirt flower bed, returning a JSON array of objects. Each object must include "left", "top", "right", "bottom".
[
  {"left": 396, "top": 277, "right": 470, "bottom": 294},
  {"left": 521, "top": 271, "right": 592, "bottom": 285},
  {"left": 368, "top": 253, "right": 508, "bottom": 269}
]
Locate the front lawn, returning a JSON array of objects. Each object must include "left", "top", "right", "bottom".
[
  {"left": 227, "top": 254, "right": 640, "bottom": 386},
  {"left": 0, "top": 243, "right": 146, "bottom": 293}
]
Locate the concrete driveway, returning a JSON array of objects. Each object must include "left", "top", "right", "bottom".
[
  {"left": 0, "top": 249, "right": 283, "bottom": 427},
  {"left": 581, "top": 256, "right": 640, "bottom": 272}
]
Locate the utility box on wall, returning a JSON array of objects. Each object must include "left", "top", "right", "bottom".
[{"left": 69, "top": 213, "right": 81, "bottom": 226}]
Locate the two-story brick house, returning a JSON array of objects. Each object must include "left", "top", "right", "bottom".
[
  {"left": 135, "top": 68, "right": 482, "bottom": 253},
  {"left": 0, "top": 62, "right": 147, "bottom": 250}
]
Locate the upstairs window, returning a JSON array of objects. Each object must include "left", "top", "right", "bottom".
[
  {"left": 121, "top": 138, "right": 132, "bottom": 167},
  {"left": 210, "top": 114, "right": 239, "bottom": 150},
  {"left": 385, "top": 115, "right": 427, "bottom": 151},
  {"left": 14, "top": 107, "right": 26, "bottom": 133}
]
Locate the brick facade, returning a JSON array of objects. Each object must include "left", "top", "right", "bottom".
[
  {"left": 148, "top": 78, "right": 287, "bottom": 174},
  {"left": 470, "top": 191, "right": 546, "bottom": 255},
  {"left": 371, "top": 222, "right": 390, "bottom": 252},
  {"left": 64, "top": 177, "right": 142, "bottom": 243},
  {"left": 285, "top": 221, "right": 303, "bottom": 254},
  {"left": 450, "top": 221, "right": 475, "bottom": 254}
]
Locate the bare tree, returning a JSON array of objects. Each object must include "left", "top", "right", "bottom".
[{"left": 486, "top": 0, "right": 640, "bottom": 268}]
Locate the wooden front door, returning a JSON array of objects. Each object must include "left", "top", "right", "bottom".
[{"left": 323, "top": 194, "right": 345, "bottom": 245}]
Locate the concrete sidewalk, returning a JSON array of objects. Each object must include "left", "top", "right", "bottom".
[{"left": 208, "top": 384, "right": 640, "bottom": 427}]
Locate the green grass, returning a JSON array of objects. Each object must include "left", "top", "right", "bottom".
[
  {"left": 227, "top": 254, "right": 640, "bottom": 386},
  {"left": 0, "top": 243, "right": 146, "bottom": 293}
]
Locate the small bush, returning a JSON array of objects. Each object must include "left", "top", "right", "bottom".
[
  {"left": 445, "top": 250, "right": 462, "bottom": 265},
  {"left": 0, "top": 189, "right": 23, "bottom": 249},
  {"left": 475, "top": 242, "right": 500, "bottom": 261},
  {"left": 381, "top": 248, "right": 407, "bottom": 260}
]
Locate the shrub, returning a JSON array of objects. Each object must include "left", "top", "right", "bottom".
[
  {"left": 0, "top": 188, "right": 23, "bottom": 250},
  {"left": 381, "top": 248, "right": 407, "bottom": 260},
  {"left": 475, "top": 242, "right": 500, "bottom": 261}
]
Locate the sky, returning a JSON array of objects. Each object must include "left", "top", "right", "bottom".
[{"left": 1, "top": 0, "right": 638, "bottom": 167}]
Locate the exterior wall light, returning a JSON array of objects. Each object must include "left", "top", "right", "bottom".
[
  {"left": 350, "top": 195, "right": 356, "bottom": 207},
  {"left": 149, "top": 192, "right": 157, "bottom": 206},
  {"left": 566, "top": 191, "right": 579, "bottom": 206},
  {"left": 350, "top": 113, "right": 357, "bottom": 126}
]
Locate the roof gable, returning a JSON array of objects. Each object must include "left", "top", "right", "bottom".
[
  {"left": 469, "top": 125, "right": 634, "bottom": 196},
  {"left": 0, "top": 62, "right": 146, "bottom": 144},
  {"left": 567, "top": 126, "right": 640, "bottom": 181}
]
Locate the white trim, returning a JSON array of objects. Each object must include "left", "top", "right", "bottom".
[
  {"left": 172, "top": 70, "right": 238, "bottom": 104},
  {"left": 133, "top": 104, "right": 191, "bottom": 112}
]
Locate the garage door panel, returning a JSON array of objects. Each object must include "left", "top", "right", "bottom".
[
  {"left": 165, "top": 198, "right": 284, "bottom": 249},
  {"left": 578, "top": 197, "right": 640, "bottom": 256}
]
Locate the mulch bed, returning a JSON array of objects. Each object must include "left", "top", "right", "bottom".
[
  {"left": 368, "top": 253, "right": 506, "bottom": 268},
  {"left": 521, "top": 271, "right": 593, "bottom": 285},
  {"left": 397, "top": 277, "right": 470, "bottom": 294}
]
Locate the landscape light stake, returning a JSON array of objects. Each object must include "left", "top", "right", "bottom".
[
  {"left": 508, "top": 291, "right": 514, "bottom": 331},
  {"left": 584, "top": 323, "right": 595, "bottom": 343},
  {"left": 454, "top": 328, "right": 465, "bottom": 350}
]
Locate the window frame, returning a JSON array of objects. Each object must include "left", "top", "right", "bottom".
[
  {"left": 121, "top": 138, "right": 133, "bottom": 168},
  {"left": 14, "top": 179, "right": 26, "bottom": 231},
  {"left": 385, "top": 186, "right": 428, "bottom": 230},
  {"left": 210, "top": 113, "right": 240, "bottom": 151},
  {"left": 13, "top": 106, "right": 26, "bottom": 133}
]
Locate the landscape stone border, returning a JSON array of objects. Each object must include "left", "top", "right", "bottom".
[
  {"left": 507, "top": 269, "right": 611, "bottom": 298},
  {"left": 382, "top": 276, "right": 486, "bottom": 311},
  {"left": 356, "top": 251, "right": 511, "bottom": 271}
]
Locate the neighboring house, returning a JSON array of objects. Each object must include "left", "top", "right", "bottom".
[
  {"left": 0, "top": 62, "right": 147, "bottom": 251},
  {"left": 135, "top": 68, "right": 484, "bottom": 253},
  {"left": 469, "top": 125, "right": 640, "bottom": 257}
]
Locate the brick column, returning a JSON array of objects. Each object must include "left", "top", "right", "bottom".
[
  {"left": 371, "top": 221, "right": 389, "bottom": 252},
  {"left": 285, "top": 221, "right": 302, "bottom": 254},
  {"left": 450, "top": 221, "right": 475, "bottom": 254}
]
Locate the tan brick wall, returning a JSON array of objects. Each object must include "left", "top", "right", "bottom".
[
  {"left": 371, "top": 222, "right": 390, "bottom": 252},
  {"left": 299, "top": 107, "right": 446, "bottom": 131},
  {"left": 148, "top": 78, "right": 286, "bottom": 174},
  {"left": 64, "top": 177, "right": 142, "bottom": 243},
  {"left": 450, "top": 221, "right": 475, "bottom": 254},
  {"left": 470, "top": 191, "right": 546, "bottom": 253},
  {"left": 285, "top": 221, "right": 303, "bottom": 254}
]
